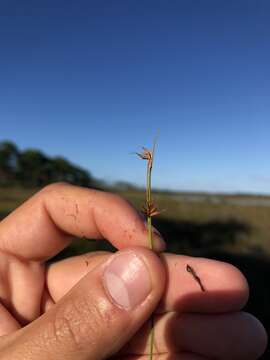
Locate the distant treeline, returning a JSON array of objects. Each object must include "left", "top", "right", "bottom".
[{"left": 0, "top": 141, "right": 96, "bottom": 188}]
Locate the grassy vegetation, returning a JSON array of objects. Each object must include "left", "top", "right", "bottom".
[
  {"left": 118, "top": 189, "right": 270, "bottom": 256},
  {"left": 2, "top": 186, "right": 270, "bottom": 256},
  {"left": 1, "top": 186, "right": 270, "bottom": 358}
]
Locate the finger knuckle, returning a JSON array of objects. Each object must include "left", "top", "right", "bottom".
[
  {"left": 53, "top": 302, "right": 84, "bottom": 351},
  {"left": 53, "top": 294, "right": 115, "bottom": 352},
  {"left": 106, "top": 192, "right": 133, "bottom": 209},
  {"left": 40, "top": 182, "right": 70, "bottom": 195}
]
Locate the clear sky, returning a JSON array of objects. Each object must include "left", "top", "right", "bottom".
[{"left": 1, "top": 1, "right": 270, "bottom": 194}]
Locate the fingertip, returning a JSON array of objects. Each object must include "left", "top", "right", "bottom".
[
  {"left": 152, "top": 233, "right": 167, "bottom": 252},
  {"left": 216, "top": 260, "right": 250, "bottom": 310},
  {"left": 156, "top": 254, "right": 251, "bottom": 314},
  {"left": 91, "top": 191, "right": 166, "bottom": 251},
  {"left": 242, "top": 312, "right": 268, "bottom": 359}
]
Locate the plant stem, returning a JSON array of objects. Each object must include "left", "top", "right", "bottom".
[
  {"left": 146, "top": 164, "right": 154, "bottom": 249},
  {"left": 146, "top": 158, "right": 154, "bottom": 359},
  {"left": 136, "top": 137, "right": 158, "bottom": 360},
  {"left": 148, "top": 315, "right": 155, "bottom": 360},
  {"left": 147, "top": 216, "right": 153, "bottom": 250},
  {"left": 147, "top": 162, "right": 152, "bottom": 205}
]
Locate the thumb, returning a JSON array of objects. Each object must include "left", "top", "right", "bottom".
[{"left": 9, "top": 247, "right": 165, "bottom": 360}]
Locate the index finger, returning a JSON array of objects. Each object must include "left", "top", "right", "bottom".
[
  {"left": 0, "top": 183, "right": 165, "bottom": 261},
  {"left": 47, "top": 252, "right": 249, "bottom": 314}
]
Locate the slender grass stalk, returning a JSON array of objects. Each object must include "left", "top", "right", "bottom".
[
  {"left": 136, "top": 137, "right": 159, "bottom": 360},
  {"left": 148, "top": 315, "right": 155, "bottom": 360},
  {"left": 136, "top": 136, "right": 204, "bottom": 359},
  {"left": 147, "top": 215, "right": 153, "bottom": 250},
  {"left": 146, "top": 158, "right": 154, "bottom": 250},
  {"left": 146, "top": 151, "right": 154, "bottom": 360}
]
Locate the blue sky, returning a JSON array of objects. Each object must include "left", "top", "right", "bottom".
[{"left": 1, "top": 1, "right": 270, "bottom": 194}]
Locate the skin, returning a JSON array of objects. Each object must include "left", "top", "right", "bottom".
[{"left": 0, "top": 183, "right": 267, "bottom": 359}]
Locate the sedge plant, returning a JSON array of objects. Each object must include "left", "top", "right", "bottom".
[
  {"left": 136, "top": 137, "right": 160, "bottom": 360},
  {"left": 136, "top": 137, "right": 205, "bottom": 359}
]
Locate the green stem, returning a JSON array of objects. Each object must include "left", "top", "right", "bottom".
[
  {"left": 147, "top": 215, "right": 154, "bottom": 359},
  {"left": 147, "top": 215, "right": 154, "bottom": 250},
  {"left": 148, "top": 315, "right": 155, "bottom": 360},
  {"left": 146, "top": 163, "right": 154, "bottom": 359},
  {"left": 146, "top": 162, "right": 154, "bottom": 250},
  {"left": 146, "top": 164, "right": 152, "bottom": 205}
]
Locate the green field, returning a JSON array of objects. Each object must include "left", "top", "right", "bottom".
[
  {"left": 2, "top": 186, "right": 270, "bottom": 257},
  {"left": 1, "top": 186, "right": 270, "bottom": 358},
  {"left": 120, "top": 189, "right": 270, "bottom": 256}
]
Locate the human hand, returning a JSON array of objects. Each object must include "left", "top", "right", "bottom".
[{"left": 0, "top": 183, "right": 267, "bottom": 359}]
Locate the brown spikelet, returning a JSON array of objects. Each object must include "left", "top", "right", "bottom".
[
  {"left": 136, "top": 147, "right": 153, "bottom": 169},
  {"left": 142, "top": 201, "right": 161, "bottom": 217}
]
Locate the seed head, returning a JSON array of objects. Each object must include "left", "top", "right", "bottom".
[
  {"left": 142, "top": 201, "right": 161, "bottom": 217},
  {"left": 136, "top": 147, "right": 153, "bottom": 169}
]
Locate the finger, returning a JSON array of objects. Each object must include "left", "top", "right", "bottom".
[
  {"left": 121, "top": 312, "right": 267, "bottom": 359},
  {"left": 47, "top": 252, "right": 249, "bottom": 314},
  {"left": 158, "top": 253, "right": 249, "bottom": 313},
  {"left": 0, "top": 183, "right": 165, "bottom": 261},
  {"left": 46, "top": 252, "right": 111, "bottom": 303},
  {"left": 5, "top": 248, "right": 165, "bottom": 360}
]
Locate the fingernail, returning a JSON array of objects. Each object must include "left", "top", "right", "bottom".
[{"left": 103, "top": 251, "right": 151, "bottom": 309}]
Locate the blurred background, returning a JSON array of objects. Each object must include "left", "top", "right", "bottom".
[{"left": 1, "top": 1, "right": 270, "bottom": 357}]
